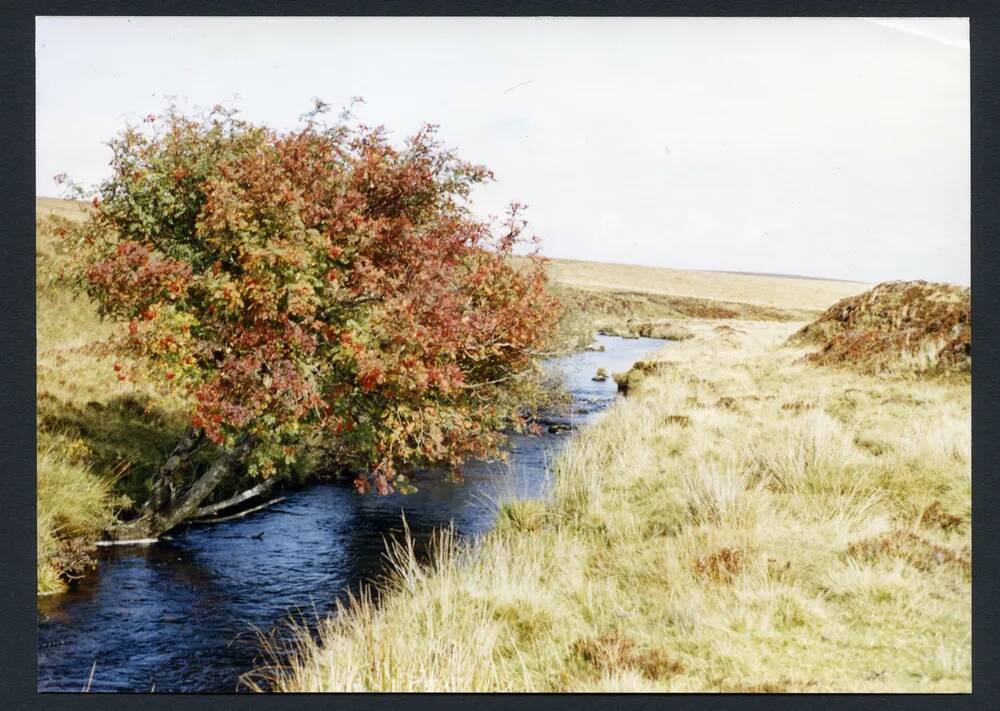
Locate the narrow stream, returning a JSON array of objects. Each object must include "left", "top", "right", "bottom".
[{"left": 37, "top": 335, "right": 667, "bottom": 692}]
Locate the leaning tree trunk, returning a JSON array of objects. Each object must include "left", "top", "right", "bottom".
[
  {"left": 141, "top": 426, "right": 204, "bottom": 514},
  {"left": 106, "top": 432, "right": 255, "bottom": 541}
]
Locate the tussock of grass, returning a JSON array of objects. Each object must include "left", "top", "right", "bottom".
[
  {"left": 37, "top": 437, "right": 124, "bottom": 594},
  {"left": 265, "top": 320, "right": 970, "bottom": 692}
]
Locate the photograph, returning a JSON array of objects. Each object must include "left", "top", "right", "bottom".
[{"left": 33, "top": 15, "right": 971, "bottom": 693}]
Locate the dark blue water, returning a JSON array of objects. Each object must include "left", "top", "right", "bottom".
[{"left": 37, "top": 335, "right": 666, "bottom": 692}]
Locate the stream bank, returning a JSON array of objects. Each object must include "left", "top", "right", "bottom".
[{"left": 37, "top": 335, "right": 668, "bottom": 692}]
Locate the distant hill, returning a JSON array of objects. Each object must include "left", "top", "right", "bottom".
[
  {"left": 533, "top": 257, "right": 870, "bottom": 313},
  {"left": 36, "top": 196, "right": 90, "bottom": 221}
]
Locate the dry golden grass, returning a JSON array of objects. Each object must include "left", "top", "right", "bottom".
[
  {"left": 266, "top": 320, "right": 970, "bottom": 693},
  {"left": 35, "top": 198, "right": 200, "bottom": 593},
  {"left": 36, "top": 196, "right": 90, "bottom": 221},
  {"left": 540, "top": 257, "right": 870, "bottom": 312}
]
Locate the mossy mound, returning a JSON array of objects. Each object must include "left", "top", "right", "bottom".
[
  {"left": 598, "top": 319, "right": 694, "bottom": 341},
  {"left": 613, "top": 360, "right": 675, "bottom": 395},
  {"left": 791, "top": 281, "right": 970, "bottom": 376}
]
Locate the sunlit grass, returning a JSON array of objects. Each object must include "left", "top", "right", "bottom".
[
  {"left": 36, "top": 437, "right": 125, "bottom": 595},
  {"left": 35, "top": 201, "right": 195, "bottom": 593},
  {"left": 267, "top": 320, "right": 970, "bottom": 692}
]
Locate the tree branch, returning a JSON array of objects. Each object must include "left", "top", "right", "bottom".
[
  {"left": 192, "top": 477, "right": 282, "bottom": 518},
  {"left": 190, "top": 496, "right": 286, "bottom": 524}
]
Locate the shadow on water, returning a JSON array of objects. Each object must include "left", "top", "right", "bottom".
[{"left": 37, "top": 335, "right": 668, "bottom": 692}]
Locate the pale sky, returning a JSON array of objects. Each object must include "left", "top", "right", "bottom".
[{"left": 36, "top": 17, "right": 970, "bottom": 284}]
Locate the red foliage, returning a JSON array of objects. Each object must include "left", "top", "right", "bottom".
[{"left": 69, "top": 103, "right": 561, "bottom": 489}]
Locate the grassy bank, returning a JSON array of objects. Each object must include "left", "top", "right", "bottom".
[
  {"left": 36, "top": 199, "right": 205, "bottom": 593},
  {"left": 264, "top": 320, "right": 970, "bottom": 692}
]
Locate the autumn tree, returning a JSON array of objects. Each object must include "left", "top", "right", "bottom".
[{"left": 63, "top": 102, "right": 561, "bottom": 539}]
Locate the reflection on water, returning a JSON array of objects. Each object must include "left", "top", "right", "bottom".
[{"left": 37, "top": 335, "right": 667, "bottom": 692}]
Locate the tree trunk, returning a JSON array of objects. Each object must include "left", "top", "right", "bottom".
[
  {"left": 106, "top": 435, "right": 255, "bottom": 541},
  {"left": 140, "top": 426, "right": 204, "bottom": 513}
]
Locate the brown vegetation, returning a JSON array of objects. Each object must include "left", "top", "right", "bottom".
[
  {"left": 920, "top": 501, "right": 965, "bottom": 533},
  {"left": 791, "top": 281, "right": 970, "bottom": 376},
  {"left": 846, "top": 530, "right": 971, "bottom": 579},
  {"left": 692, "top": 546, "right": 747, "bottom": 584},
  {"left": 571, "top": 632, "right": 685, "bottom": 680},
  {"left": 662, "top": 415, "right": 691, "bottom": 427}
]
